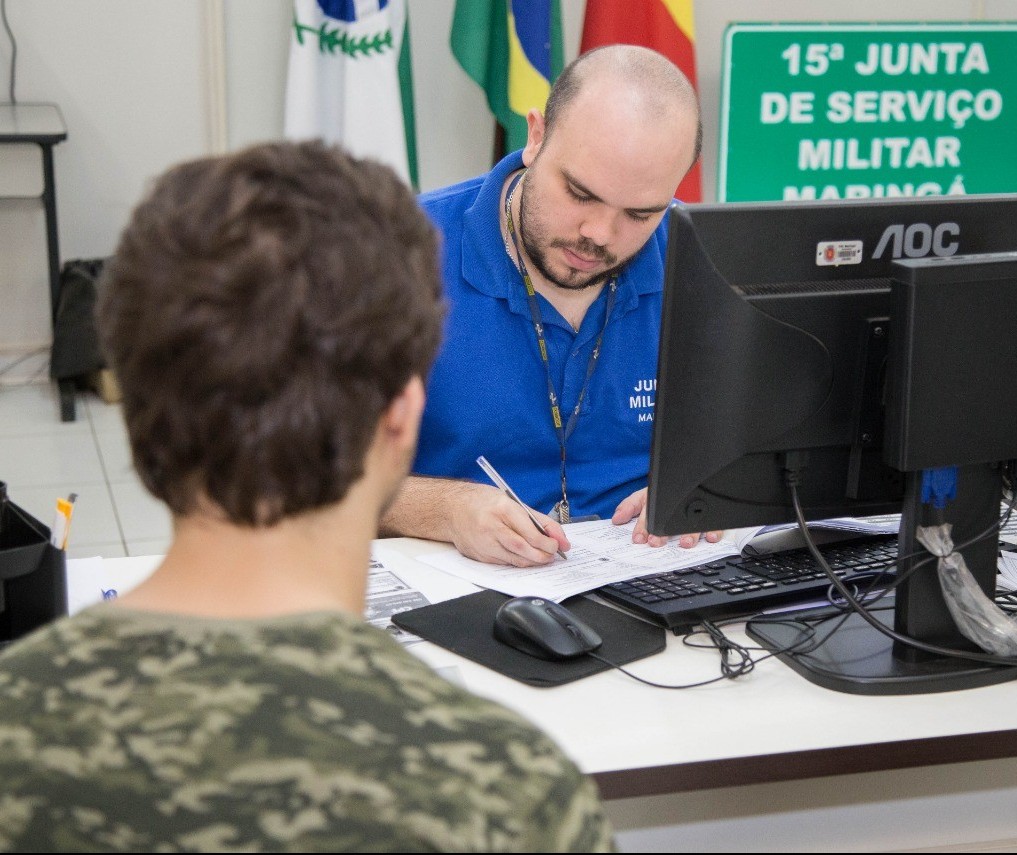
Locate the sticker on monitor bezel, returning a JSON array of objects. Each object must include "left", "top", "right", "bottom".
[{"left": 816, "top": 240, "right": 863, "bottom": 266}]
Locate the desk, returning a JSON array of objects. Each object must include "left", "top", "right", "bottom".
[
  {"left": 0, "top": 103, "right": 69, "bottom": 416},
  {"left": 76, "top": 543, "right": 1017, "bottom": 852},
  {"left": 0, "top": 103, "right": 67, "bottom": 321}
]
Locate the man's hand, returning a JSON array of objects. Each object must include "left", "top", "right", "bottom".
[
  {"left": 612, "top": 487, "right": 723, "bottom": 548},
  {"left": 380, "top": 475, "right": 569, "bottom": 567},
  {"left": 448, "top": 485, "right": 569, "bottom": 565}
]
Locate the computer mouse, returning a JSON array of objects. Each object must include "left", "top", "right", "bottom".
[{"left": 493, "top": 596, "right": 603, "bottom": 660}]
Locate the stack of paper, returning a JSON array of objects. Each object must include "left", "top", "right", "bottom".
[{"left": 417, "top": 520, "right": 762, "bottom": 602}]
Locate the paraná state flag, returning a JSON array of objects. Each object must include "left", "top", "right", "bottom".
[{"left": 285, "top": 0, "right": 418, "bottom": 187}]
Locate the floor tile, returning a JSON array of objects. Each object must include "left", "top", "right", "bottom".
[
  {"left": 92, "top": 418, "right": 136, "bottom": 482},
  {"left": 83, "top": 395, "right": 128, "bottom": 434},
  {"left": 0, "top": 431, "right": 107, "bottom": 488},
  {"left": 0, "top": 381, "right": 169, "bottom": 562},
  {"left": 0, "top": 383, "right": 91, "bottom": 437},
  {"left": 108, "top": 478, "right": 173, "bottom": 543}
]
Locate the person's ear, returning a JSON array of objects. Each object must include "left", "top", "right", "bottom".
[
  {"left": 521, "top": 109, "right": 546, "bottom": 167},
  {"left": 382, "top": 375, "right": 425, "bottom": 452}
]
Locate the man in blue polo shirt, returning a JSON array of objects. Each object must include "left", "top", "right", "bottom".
[{"left": 381, "top": 45, "right": 717, "bottom": 566}]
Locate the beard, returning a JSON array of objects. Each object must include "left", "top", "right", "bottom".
[{"left": 518, "top": 190, "right": 633, "bottom": 291}]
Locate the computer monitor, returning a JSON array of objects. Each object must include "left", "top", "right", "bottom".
[{"left": 647, "top": 195, "right": 1017, "bottom": 695}]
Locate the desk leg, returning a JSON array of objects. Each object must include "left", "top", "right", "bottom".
[
  {"left": 40, "top": 143, "right": 75, "bottom": 423},
  {"left": 39, "top": 143, "right": 61, "bottom": 327},
  {"left": 57, "top": 379, "right": 76, "bottom": 423}
]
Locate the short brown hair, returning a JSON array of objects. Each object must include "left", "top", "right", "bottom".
[{"left": 98, "top": 141, "right": 444, "bottom": 525}]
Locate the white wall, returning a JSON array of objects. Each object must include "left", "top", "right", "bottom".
[
  {"left": 221, "top": 0, "right": 586, "bottom": 192},
  {"left": 1, "top": 0, "right": 1013, "bottom": 380},
  {"left": 0, "top": 0, "right": 212, "bottom": 378}
]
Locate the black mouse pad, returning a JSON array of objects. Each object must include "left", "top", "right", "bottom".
[{"left": 392, "top": 590, "right": 666, "bottom": 687}]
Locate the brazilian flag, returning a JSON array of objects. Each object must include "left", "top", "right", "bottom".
[{"left": 451, "top": 0, "right": 565, "bottom": 153}]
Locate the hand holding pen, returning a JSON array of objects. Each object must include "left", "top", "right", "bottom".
[{"left": 477, "top": 456, "right": 568, "bottom": 561}]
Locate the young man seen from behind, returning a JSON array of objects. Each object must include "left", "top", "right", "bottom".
[{"left": 0, "top": 141, "right": 615, "bottom": 853}]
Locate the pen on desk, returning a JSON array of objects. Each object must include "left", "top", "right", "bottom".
[
  {"left": 476, "top": 456, "right": 568, "bottom": 560},
  {"left": 50, "top": 492, "right": 77, "bottom": 550}
]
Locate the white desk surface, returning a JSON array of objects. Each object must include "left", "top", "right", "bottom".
[
  {"left": 380, "top": 540, "right": 1017, "bottom": 795},
  {"left": 72, "top": 542, "right": 1017, "bottom": 851},
  {"left": 79, "top": 539, "right": 1017, "bottom": 800}
]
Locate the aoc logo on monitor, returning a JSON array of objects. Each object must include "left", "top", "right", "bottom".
[{"left": 872, "top": 222, "right": 960, "bottom": 260}]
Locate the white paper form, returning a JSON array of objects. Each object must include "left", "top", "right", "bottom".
[
  {"left": 807, "top": 514, "right": 901, "bottom": 534},
  {"left": 567, "top": 519, "right": 761, "bottom": 569},
  {"left": 365, "top": 548, "right": 481, "bottom": 646},
  {"left": 416, "top": 544, "right": 628, "bottom": 602},
  {"left": 66, "top": 554, "right": 162, "bottom": 615},
  {"left": 364, "top": 557, "right": 434, "bottom": 645},
  {"left": 755, "top": 514, "right": 901, "bottom": 537},
  {"left": 998, "top": 551, "right": 1017, "bottom": 590},
  {"left": 416, "top": 520, "right": 762, "bottom": 602},
  {"left": 66, "top": 548, "right": 469, "bottom": 647}
]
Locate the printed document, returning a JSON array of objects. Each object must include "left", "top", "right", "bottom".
[
  {"left": 757, "top": 513, "right": 901, "bottom": 537},
  {"left": 416, "top": 520, "right": 761, "bottom": 602},
  {"left": 65, "top": 546, "right": 473, "bottom": 646}
]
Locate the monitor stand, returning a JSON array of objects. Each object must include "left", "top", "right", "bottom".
[
  {"left": 746, "top": 605, "right": 1017, "bottom": 695},
  {"left": 747, "top": 464, "right": 1017, "bottom": 695}
]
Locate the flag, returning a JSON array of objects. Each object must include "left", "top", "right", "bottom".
[
  {"left": 451, "top": 0, "right": 564, "bottom": 154},
  {"left": 581, "top": 0, "right": 701, "bottom": 201},
  {"left": 285, "top": 0, "right": 418, "bottom": 187}
]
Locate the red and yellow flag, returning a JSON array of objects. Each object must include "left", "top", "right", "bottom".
[{"left": 580, "top": 0, "right": 701, "bottom": 202}]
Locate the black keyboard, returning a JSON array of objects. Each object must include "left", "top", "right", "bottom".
[
  {"left": 595, "top": 535, "right": 899, "bottom": 631},
  {"left": 595, "top": 511, "right": 1017, "bottom": 632}
]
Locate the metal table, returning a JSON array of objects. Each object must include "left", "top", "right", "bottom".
[{"left": 0, "top": 103, "right": 71, "bottom": 418}]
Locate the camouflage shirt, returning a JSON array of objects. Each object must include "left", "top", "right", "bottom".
[{"left": 0, "top": 605, "right": 615, "bottom": 852}]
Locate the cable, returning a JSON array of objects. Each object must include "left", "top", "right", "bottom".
[
  {"left": 686, "top": 620, "right": 756, "bottom": 679},
  {"left": 587, "top": 648, "right": 748, "bottom": 690},
  {"left": 1, "top": 0, "right": 16, "bottom": 104},
  {"left": 753, "top": 481, "right": 1017, "bottom": 658},
  {"left": 995, "top": 588, "right": 1017, "bottom": 615},
  {"left": 0, "top": 346, "right": 48, "bottom": 380},
  {"left": 871, "top": 470, "right": 1017, "bottom": 610},
  {"left": 586, "top": 618, "right": 816, "bottom": 690},
  {"left": 786, "top": 482, "right": 1017, "bottom": 668},
  {"left": 593, "top": 463, "right": 1017, "bottom": 687}
]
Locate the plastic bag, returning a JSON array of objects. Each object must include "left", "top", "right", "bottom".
[{"left": 916, "top": 523, "right": 1017, "bottom": 657}]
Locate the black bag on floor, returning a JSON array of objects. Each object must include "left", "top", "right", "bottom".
[
  {"left": 49, "top": 258, "right": 111, "bottom": 421},
  {"left": 49, "top": 258, "right": 107, "bottom": 384}
]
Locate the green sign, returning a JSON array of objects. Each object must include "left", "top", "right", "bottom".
[{"left": 719, "top": 23, "right": 1017, "bottom": 201}]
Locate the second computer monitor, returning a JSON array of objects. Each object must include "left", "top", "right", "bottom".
[
  {"left": 646, "top": 193, "right": 1017, "bottom": 694},
  {"left": 647, "top": 193, "right": 1017, "bottom": 538}
]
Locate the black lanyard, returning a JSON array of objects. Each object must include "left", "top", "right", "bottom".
[{"left": 504, "top": 170, "right": 617, "bottom": 523}]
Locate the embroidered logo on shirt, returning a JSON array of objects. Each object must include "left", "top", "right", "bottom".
[{"left": 629, "top": 378, "right": 656, "bottom": 423}]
